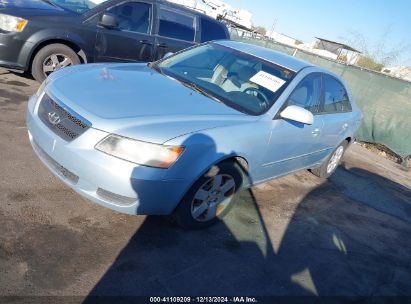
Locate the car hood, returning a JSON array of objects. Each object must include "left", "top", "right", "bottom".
[
  {"left": 46, "top": 63, "right": 257, "bottom": 144},
  {"left": 0, "top": 0, "right": 75, "bottom": 18}
]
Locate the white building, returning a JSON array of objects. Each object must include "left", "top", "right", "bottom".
[
  {"left": 167, "top": 0, "right": 253, "bottom": 29},
  {"left": 167, "top": 0, "right": 214, "bottom": 16},
  {"left": 295, "top": 38, "right": 361, "bottom": 63},
  {"left": 381, "top": 66, "right": 411, "bottom": 81},
  {"left": 268, "top": 31, "right": 301, "bottom": 47}
]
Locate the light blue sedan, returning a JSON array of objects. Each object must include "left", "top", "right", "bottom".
[{"left": 26, "top": 40, "right": 362, "bottom": 228}]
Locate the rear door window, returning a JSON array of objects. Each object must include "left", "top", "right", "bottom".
[
  {"left": 200, "top": 18, "right": 228, "bottom": 42},
  {"left": 158, "top": 7, "right": 195, "bottom": 42},
  {"left": 322, "top": 75, "right": 352, "bottom": 113}
]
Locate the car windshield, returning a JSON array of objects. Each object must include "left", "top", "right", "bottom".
[
  {"left": 46, "top": 0, "right": 107, "bottom": 14},
  {"left": 157, "top": 43, "right": 295, "bottom": 115}
]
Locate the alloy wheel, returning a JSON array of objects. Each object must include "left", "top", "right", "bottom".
[
  {"left": 191, "top": 174, "right": 236, "bottom": 222},
  {"left": 42, "top": 54, "right": 73, "bottom": 76},
  {"left": 327, "top": 146, "right": 344, "bottom": 174}
]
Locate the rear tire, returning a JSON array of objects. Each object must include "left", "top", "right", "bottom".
[
  {"left": 31, "top": 43, "right": 80, "bottom": 82},
  {"left": 311, "top": 140, "right": 348, "bottom": 178},
  {"left": 175, "top": 160, "right": 243, "bottom": 229}
]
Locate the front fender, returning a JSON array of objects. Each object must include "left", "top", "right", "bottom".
[
  {"left": 24, "top": 29, "right": 68, "bottom": 69},
  {"left": 24, "top": 29, "right": 92, "bottom": 70},
  {"left": 163, "top": 119, "right": 271, "bottom": 199}
]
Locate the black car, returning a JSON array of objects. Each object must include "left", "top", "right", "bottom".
[{"left": 0, "top": 0, "right": 230, "bottom": 82}]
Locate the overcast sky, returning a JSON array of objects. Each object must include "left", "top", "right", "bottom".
[{"left": 224, "top": 0, "right": 411, "bottom": 66}]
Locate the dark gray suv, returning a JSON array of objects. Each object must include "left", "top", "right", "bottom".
[{"left": 0, "top": 0, "right": 229, "bottom": 82}]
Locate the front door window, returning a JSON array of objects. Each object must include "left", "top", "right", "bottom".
[
  {"left": 287, "top": 73, "right": 322, "bottom": 114},
  {"left": 108, "top": 1, "right": 152, "bottom": 34}
]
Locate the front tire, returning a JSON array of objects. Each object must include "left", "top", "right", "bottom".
[
  {"left": 311, "top": 140, "right": 348, "bottom": 178},
  {"left": 31, "top": 43, "right": 80, "bottom": 82},
  {"left": 175, "top": 160, "right": 243, "bottom": 229}
]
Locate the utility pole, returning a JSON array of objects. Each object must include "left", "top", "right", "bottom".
[{"left": 269, "top": 18, "right": 277, "bottom": 39}]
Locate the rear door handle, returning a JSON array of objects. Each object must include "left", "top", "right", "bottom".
[
  {"left": 342, "top": 123, "right": 348, "bottom": 130},
  {"left": 312, "top": 128, "right": 321, "bottom": 136},
  {"left": 157, "top": 43, "right": 168, "bottom": 48}
]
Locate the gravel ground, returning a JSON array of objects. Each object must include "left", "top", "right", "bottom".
[{"left": 0, "top": 69, "right": 410, "bottom": 300}]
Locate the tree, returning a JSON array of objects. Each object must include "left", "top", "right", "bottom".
[
  {"left": 341, "top": 28, "right": 410, "bottom": 69},
  {"left": 251, "top": 25, "right": 267, "bottom": 36},
  {"left": 355, "top": 56, "right": 384, "bottom": 71},
  {"left": 337, "top": 54, "right": 348, "bottom": 62}
]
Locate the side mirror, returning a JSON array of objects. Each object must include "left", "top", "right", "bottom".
[
  {"left": 280, "top": 105, "right": 314, "bottom": 125},
  {"left": 163, "top": 52, "right": 174, "bottom": 59},
  {"left": 99, "top": 13, "right": 119, "bottom": 29}
]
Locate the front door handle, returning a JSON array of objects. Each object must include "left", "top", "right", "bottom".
[
  {"left": 157, "top": 43, "right": 168, "bottom": 48},
  {"left": 139, "top": 40, "right": 152, "bottom": 45},
  {"left": 312, "top": 128, "right": 320, "bottom": 136}
]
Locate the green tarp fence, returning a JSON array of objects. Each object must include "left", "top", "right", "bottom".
[{"left": 231, "top": 34, "right": 411, "bottom": 161}]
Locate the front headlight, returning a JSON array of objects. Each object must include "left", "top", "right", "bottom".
[
  {"left": 95, "top": 134, "right": 184, "bottom": 169},
  {"left": 0, "top": 14, "right": 28, "bottom": 32}
]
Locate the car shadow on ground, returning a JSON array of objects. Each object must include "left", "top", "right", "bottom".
[{"left": 84, "top": 163, "right": 411, "bottom": 299}]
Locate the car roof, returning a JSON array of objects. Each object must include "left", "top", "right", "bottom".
[{"left": 214, "top": 40, "right": 313, "bottom": 72}]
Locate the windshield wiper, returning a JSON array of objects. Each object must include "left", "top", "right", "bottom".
[
  {"left": 177, "top": 79, "right": 222, "bottom": 103},
  {"left": 148, "top": 63, "right": 222, "bottom": 103},
  {"left": 148, "top": 62, "right": 164, "bottom": 75}
]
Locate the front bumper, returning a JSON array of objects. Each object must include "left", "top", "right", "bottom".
[
  {"left": 0, "top": 31, "right": 33, "bottom": 71},
  {"left": 26, "top": 93, "right": 189, "bottom": 215}
]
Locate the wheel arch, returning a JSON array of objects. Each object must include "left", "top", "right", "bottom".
[
  {"left": 203, "top": 154, "right": 249, "bottom": 181},
  {"left": 27, "top": 39, "right": 87, "bottom": 72},
  {"left": 171, "top": 153, "right": 250, "bottom": 213}
]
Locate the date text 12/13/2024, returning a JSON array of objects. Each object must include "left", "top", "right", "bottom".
[{"left": 149, "top": 297, "right": 258, "bottom": 303}]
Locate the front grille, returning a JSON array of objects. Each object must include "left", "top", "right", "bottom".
[
  {"left": 32, "top": 140, "right": 79, "bottom": 185},
  {"left": 38, "top": 94, "right": 91, "bottom": 141}
]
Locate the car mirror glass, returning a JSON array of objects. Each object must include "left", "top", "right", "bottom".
[{"left": 99, "top": 13, "right": 119, "bottom": 29}]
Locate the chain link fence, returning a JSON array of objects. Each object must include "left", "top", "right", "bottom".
[{"left": 229, "top": 28, "right": 411, "bottom": 165}]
